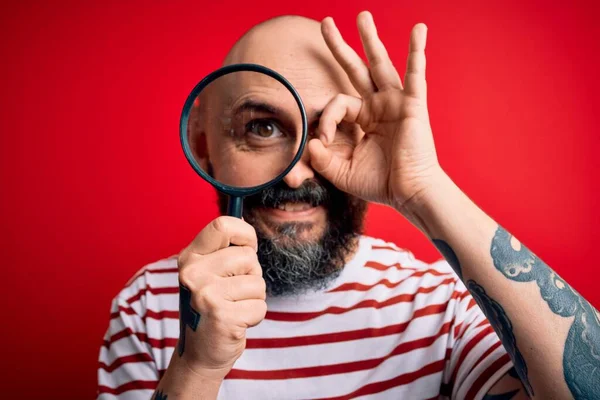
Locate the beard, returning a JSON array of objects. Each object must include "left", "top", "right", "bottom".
[{"left": 218, "top": 176, "right": 367, "bottom": 297}]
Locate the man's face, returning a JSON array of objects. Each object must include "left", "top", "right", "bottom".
[{"left": 194, "top": 18, "right": 368, "bottom": 295}]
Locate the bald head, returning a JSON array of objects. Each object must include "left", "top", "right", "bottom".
[
  {"left": 224, "top": 16, "right": 322, "bottom": 66},
  {"left": 223, "top": 15, "right": 358, "bottom": 105}
]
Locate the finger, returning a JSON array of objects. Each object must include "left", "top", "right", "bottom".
[
  {"left": 403, "top": 23, "right": 428, "bottom": 98},
  {"left": 318, "top": 93, "right": 363, "bottom": 145},
  {"left": 321, "top": 16, "right": 376, "bottom": 97},
  {"left": 219, "top": 275, "right": 267, "bottom": 302},
  {"left": 188, "top": 216, "right": 258, "bottom": 256},
  {"left": 308, "top": 138, "right": 351, "bottom": 191},
  {"left": 357, "top": 11, "right": 402, "bottom": 91},
  {"left": 233, "top": 299, "right": 268, "bottom": 328},
  {"left": 199, "top": 245, "right": 262, "bottom": 277}
]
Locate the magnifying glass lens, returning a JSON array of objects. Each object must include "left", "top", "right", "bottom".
[{"left": 187, "top": 71, "right": 302, "bottom": 188}]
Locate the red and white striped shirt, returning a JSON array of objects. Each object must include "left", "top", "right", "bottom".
[{"left": 98, "top": 236, "right": 512, "bottom": 399}]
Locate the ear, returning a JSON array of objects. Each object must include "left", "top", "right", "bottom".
[
  {"left": 188, "top": 104, "right": 212, "bottom": 174},
  {"left": 190, "top": 131, "right": 210, "bottom": 172}
]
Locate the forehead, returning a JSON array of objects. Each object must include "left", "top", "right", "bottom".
[
  {"left": 225, "top": 33, "right": 358, "bottom": 113},
  {"left": 200, "top": 70, "right": 301, "bottom": 118},
  {"left": 277, "top": 61, "right": 356, "bottom": 110}
]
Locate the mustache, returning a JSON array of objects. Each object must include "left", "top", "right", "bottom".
[{"left": 244, "top": 179, "right": 331, "bottom": 209}]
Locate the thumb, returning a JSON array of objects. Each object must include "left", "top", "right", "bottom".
[{"left": 308, "top": 138, "right": 350, "bottom": 190}]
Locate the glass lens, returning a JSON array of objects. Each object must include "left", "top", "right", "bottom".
[{"left": 186, "top": 71, "right": 303, "bottom": 188}]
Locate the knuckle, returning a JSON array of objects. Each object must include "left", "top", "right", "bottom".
[
  {"left": 178, "top": 268, "right": 196, "bottom": 290},
  {"left": 370, "top": 53, "right": 383, "bottom": 66},
  {"left": 177, "top": 250, "right": 189, "bottom": 270},
  {"left": 190, "top": 295, "right": 204, "bottom": 313},
  {"left": 248, "top": 224, "right": 258, "bottom": 241},
  {"left": 257, "top": 278, "right": 267, "bottom": 298},
  {"left": 333, "top": 93, "right": 347, "bottom": 105},
  {"left": 331, "top": 41, "right": 344, "bottom": 55},
  {"left": 196, "top": 284, "right": 220, "bottom": 312},
  {"left": 257, "top": 300, "right": 268, "bottom": 317},
  {"left": 347, "top": 62, "right": 361, "bottom": 74},
  {"left": 240, "top": 245, "right": 258, "bottom": 261},
  {"left": 230, "top": 327, "right": 246, "bottom": 341},
  {"left": 212, "top": 216, "right": 231, "bottom": 235},
  {"left": 252, "top": 259, "right": 263, "bottom": 277}
]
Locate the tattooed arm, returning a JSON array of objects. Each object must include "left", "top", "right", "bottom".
[{"left": 401, "top": 171, "right": 600, "bottom": 400}]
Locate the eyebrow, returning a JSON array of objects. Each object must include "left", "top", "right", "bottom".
[
  {"left": 233, "top": 99, "right": 346, "bottom": 135},
  {"left": 235, "top": 99, "right": 325, "bottom": 120},
  {"left": 234, "top": 100, "right": 280, "bottom": 116}
]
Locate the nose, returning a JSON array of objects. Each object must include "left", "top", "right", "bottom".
[{"left": 283, "top": 145, "right": 314, "bottom": 188}]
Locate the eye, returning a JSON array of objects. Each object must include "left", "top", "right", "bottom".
[{"left": 246, "top": 120, "right": 284, "bottom": 139}]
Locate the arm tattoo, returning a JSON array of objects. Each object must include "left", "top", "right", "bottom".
[
  {"left": 433, "top": 239, "right": 463, "bottom": 280},
  {"left": 482, "top": 389, "right": 520, "bottom": 400},
  {"left": 178, "top": 283, "right": 200, "bottom": 356},
  {"left": 491, "top": 226, "right": 600, "bottom": 399},
  {"left": 466, "top": 280, "right": 534, "bottom": 396},
  {"left": 153, "top": 390, "right": 168, "bottom": 400}
]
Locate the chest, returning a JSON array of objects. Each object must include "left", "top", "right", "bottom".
[{"left": 213, "top": 302, "right": 450, "bottom": 399}]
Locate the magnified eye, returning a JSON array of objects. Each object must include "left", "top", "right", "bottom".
[{"left": 246, "top": 119, "right": 284, "bottom": 139}]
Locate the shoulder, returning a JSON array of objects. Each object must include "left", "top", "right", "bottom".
[
  {"left": 347, "top": 236, "right": 461, "bottom": 300},
  {"left": 113, "top": 256, "right": 180, "bottom": 316},
  {"left": 359, "top": 235, "right": 456, "bottom": 276},
  {"left": 349, "top": 236, "right": 467, "bottom": 308}
]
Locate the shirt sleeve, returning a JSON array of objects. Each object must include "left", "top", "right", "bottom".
[
  {"left": 443, "top": 279, "right": 513, "bottom": 400},
  {"left": 97, "top": 294, "right": 160, "bottom": 399}
]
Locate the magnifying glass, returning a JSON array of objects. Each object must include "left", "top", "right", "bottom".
[{"left": 180, "top": 64, "right": 308, "bottom": 218}]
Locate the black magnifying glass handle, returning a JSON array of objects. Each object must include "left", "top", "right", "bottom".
[
  {"left": 227, "top": 196, "right": 243, "bottom": 218},
  {"left": 227, "top": 196, "right": 243, "bottom": 247}
]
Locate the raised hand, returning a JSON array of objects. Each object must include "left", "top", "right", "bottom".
[{"left": 309, "top": 11, "right": 442, "bottom": 210}]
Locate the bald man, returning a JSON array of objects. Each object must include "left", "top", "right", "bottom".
[{"left": 98, "top": 12, "right": 600, "bottom": 400}]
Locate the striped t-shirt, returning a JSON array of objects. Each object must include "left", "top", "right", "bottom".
[{"left": 98, "top": 236, "right": 513, "bottom": 399}]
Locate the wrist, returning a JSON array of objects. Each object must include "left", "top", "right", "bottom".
[
  {"left": 177, "top": 354, "right": 230, "bottom": 383},
  {"left": 157, "top": 352, "right": 226, "bottom": 399},
  {"left": 395, "top": 168, "right": 460, "bottom": 237}
]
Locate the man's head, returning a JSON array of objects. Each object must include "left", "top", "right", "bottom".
[{"left": 198, "top": 16, "right": 368, "bottom": 295}]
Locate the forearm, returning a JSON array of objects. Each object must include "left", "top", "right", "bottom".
[
  {"left": 400, "top": 170, "right": 600, "bottom": 399},
  {"left": 153, "top": 351, "right": 224, "bottom": 400}
]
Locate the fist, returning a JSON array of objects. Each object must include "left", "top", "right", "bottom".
[{"left": 176, "top": 216, "right": 267, "bottom": 378}]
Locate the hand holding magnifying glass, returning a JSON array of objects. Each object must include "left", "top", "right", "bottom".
[{"left": 164, "top": 65, "right": 308, "bottom": 382}]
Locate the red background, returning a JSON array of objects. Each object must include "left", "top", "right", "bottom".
[{"left": 1, "top": 0, "right": 599, "bottom": 398}]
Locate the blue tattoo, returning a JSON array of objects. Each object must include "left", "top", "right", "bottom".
[
  {"left": 491, "top": 226, "right": 600, "bottom": 399},
  {"left": 178, "top": 283, "right": 200, "bottom": 356},
  {"left": 433, "top": 239, "right": 462, "bottom": 280},
  {"left": 153, "top": 390, "right": 168, "bottom": 400},
  {"left": 466, "top": 280, "right": 534, "bottom": 396},
  {"left": 482, "top": 389, "right": 519, "bottom": 400}
]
